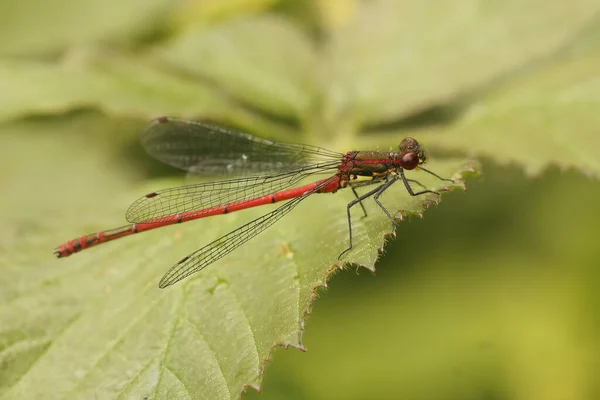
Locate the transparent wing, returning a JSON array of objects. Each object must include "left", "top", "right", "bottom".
[
  {"left": 142, "top": 117, "right": 342, "bottom": 176},
  {"left": 125, "top": 161, "right": 340, "bottom": 223},
  {"left": 157, "top": 176, "right": 339, "bottom": 288}
]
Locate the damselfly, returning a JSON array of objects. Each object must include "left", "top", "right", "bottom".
[{"left": 55, "top": 117, "right": 453, "bottom": 288}]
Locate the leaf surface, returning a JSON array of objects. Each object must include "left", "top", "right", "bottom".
[{"left": 0, "top": 116, "right": 475, "bottom": 399}]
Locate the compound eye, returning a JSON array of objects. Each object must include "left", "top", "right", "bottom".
[{"left": 401, "top": 152, "right": 419, "bottom": 170}]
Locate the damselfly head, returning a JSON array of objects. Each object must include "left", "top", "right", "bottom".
[{"left": 397, "top": 137, "right": 427, "bottom": 170}]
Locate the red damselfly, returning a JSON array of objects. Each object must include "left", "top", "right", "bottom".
[{"left": 55, "top": 117, "right": 453, "bottom": 288}]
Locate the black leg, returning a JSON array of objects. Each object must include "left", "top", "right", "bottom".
[
  {"left": 419, "top": 166, "right": 454, "bottom": 183},
  {"left": 373, "top": 175, "right": 401, "bottom": 234},
  {"left": 351, "top": 186, "right": 368, "bottom": 218},
  {"left": 338, "top": 170, "right": 444, "bottom": 260},
  {"left": 338, "top": 183, "right": 386, "bottom": 260},
  {"left": 400, "top": 169, "right": 439, "bottom": 196},
  {"left": 405, "top": 178, "right": 428, "bottom": 191},
  {"left": 349, "top": 179, "right": 384, "bottom": 218}
]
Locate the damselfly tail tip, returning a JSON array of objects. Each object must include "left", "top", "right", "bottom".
[{"left": 53, "top": 246, "right": 65, "bottom": 258}]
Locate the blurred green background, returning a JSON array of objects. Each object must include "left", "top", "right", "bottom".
[{"left": 1, "top": 1, "right": 599, "bottom": 399}]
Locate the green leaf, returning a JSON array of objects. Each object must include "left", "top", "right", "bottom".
[
  {"left": 0, "top": 0, "right": 172, "bottom": 57},
  {"left": 0, "top": 115, "right": 475, "bottom": 399},
  {"left": 0, "top": 56, "right": 228, "bottom": 121},
  {"left": 321, "top": 0, "right": 600, "bottom": 124},
  {"left": 0, "top": 54, "right": 301, "bottom": 141},
  {"left": 364, "top": 18, "right": 600, "bottom": 178},
  {"left": 429, "top": 28, "right": 600, "bottom": 178},
  {"left": 155, "top": 14, "right": 318, "bottom": 117}
]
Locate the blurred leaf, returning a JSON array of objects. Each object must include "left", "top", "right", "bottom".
[
  {"left": 171, "top": 0, "right": 280, "bottom": 29},
  {"left": 0, "top": 55, "right": 232, "bottom": 121},
  {"left": 0, "top": 0, "right": 172, "bottom": 57},
  {"left": 0, "top": 115, "right": 476, "bottom": 399},
  {"left": 0, "top": 54, "right": 300, "bottom": 141},
  {"left": 321, "top": 0, "right": 600, "bottom": 124},
  {"left": 365, "top": 19, "right": 600, "bottom": 178},
  {"left": 427, "top": 28, "right": 600, "bottom": 178},
  {"left": 155, "top": 15, "right": 318, "bottom": 117}
]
